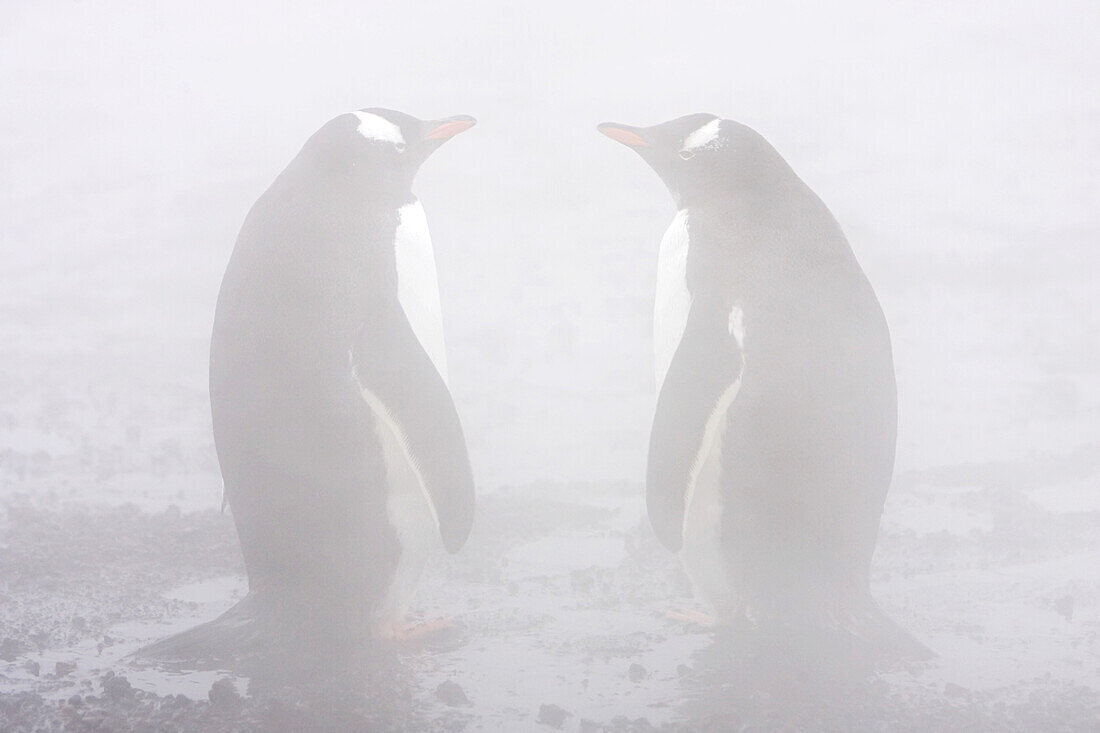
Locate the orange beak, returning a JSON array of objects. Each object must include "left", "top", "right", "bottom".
[
  {"left": 597, "top": 122, "right": 650, "bottom": 148},
  {"left": 425, "top": 115, "right": 477, "bottom": 141}
]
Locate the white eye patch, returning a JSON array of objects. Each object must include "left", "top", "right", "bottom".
[
  {"left": 681, "top": 118, "right": 722, "bottom": 154},
  {"left": 352, "top": 111, "right": 405, "bottom": 147}
]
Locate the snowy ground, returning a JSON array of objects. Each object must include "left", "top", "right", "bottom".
[{"left": 2, "top": 0, "right": 1098, "bottom": 729}]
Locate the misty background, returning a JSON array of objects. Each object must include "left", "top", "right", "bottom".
[
  {"left": 2, "top": 1, "right": 1096, "bottom": 508},
  {"left": 1, "top": 1, "right": 1098, "bottom": 728}
]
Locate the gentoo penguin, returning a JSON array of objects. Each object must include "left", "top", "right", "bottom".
[
  {"left": 145, "top": 109, "right": 477, "bottom": 660},
  {"left": 598, "top": 115, "right": 927, "bottom": 658}
]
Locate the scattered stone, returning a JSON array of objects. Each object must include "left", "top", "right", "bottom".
[
  {"left": 610, "top": 716, "right": 656, "bottom": 730},
  {"left": 67, "top": 694, "right": 82, "bottom": 707},
  {"left": 103, "top": 674, "right": 134, "bottom": 701},
  {"left": 54, "top": 661, "right": 76, "bottom": 677},
  {"left": 944, "top": 682, "right": 972, "bottom": 701},
  {"left": 24, "top": 659, "right": 40, "bottom": 676},
  {"left": 435, "top": 680, "right": 470, "bottom": 707},
  {"left": 209, "top": 677, "right": 241, "bottom": 709},
  {"left": 580, "top": 719, "right": 601, "bottom": 732},
  {"left": 538, "top": 703, "right": 571, "bottom": 728},
  {"left": 628, "top": 663, "right": 648, "bottom": 682},
  {"left": 0, "top": 638, "right": 27, "bottom": 662},
  {"left": 1053, "top": 594, "right": 1075, "bottom": 621}
]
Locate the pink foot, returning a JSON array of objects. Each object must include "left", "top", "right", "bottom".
[
  {"left": 666, "top": 608, "right": 716, "bottom": 627},
  {"left": 387, "top": 617, "right": 455, "bottom": 641}
]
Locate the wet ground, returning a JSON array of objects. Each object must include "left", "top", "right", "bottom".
[{"left": 2, "top": 468, "right": 1099, "bottom": 731}]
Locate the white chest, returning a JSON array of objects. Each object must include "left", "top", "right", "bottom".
[
  {"left": 394, "top": 200, "right": 449, "bottom": 384},
  {"left": 653, "top": 209, "right": 692, "bottom": 394}
]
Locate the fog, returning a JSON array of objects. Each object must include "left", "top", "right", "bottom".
[{"left": 1, "top": 1, "right": 1098, "bottom": 730}]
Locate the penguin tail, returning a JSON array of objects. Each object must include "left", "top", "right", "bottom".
[
  {"left": 134, "top": 594, "right": 264, "bottom": 667},
  {"left": 836, "top": 597, "right": 933, "bottom": 662},
  {"left": 725, "top": 593, "right": 932, "bottom": 670},
  {"left": 134, "top": 593, "right": 379, "bottom": 669}
]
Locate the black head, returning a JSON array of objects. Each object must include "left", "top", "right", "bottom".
[
  {"left": 598, "top": 114, "right": 795, "bottom": 208},
  {"left": 295, "top": 107, "right": 476, "bottom": 193}
]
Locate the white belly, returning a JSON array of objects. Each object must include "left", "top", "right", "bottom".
[
  {"left": 654, "top": 209, "right": 692, "bottom": 394},
  {"left": 395, "top": 200, "right": 449, "bottom": 384},
  {"left": 680, "top": 420, "right": 734, "bottom": 618},
  {"left": 370, "top": 408, "right": 440, "bottom": 637},
  {"left": 361, "top": 200, "right": 450, "bottom": 635},
  {"left": 651, "top": 204, "right": 746, "bottom": 618},
  {"left": 680, "top": 309, "right": 745, "bottom": 619}
]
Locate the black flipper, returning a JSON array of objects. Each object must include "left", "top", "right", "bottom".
[
  {"left": 352, "top": 301, "right": 475, "bottom": 553},
  {"left": 646, "top": 295, "right": 742, "bottom": 552}
]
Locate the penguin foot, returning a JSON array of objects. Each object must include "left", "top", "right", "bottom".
[
  {"left": 389, "top": 617, "right": 455, "bottom": 641},
  {"left": 666, "top": 608, "right": 716, "bottom": 627}
]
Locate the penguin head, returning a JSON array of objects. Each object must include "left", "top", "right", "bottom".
[
  {"left": 598, "top": 114, "right": 792, "bottom": 208},
  {"left": 298, "top": 108, "right": 476, "bottom": 192}
]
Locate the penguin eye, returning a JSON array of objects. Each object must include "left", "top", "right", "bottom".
[
  {"left": 395, "top": 142, "right": 407, "bottom": 153},
  {"left": 679, "top": 149, "right": 695, "bottom": 160}
]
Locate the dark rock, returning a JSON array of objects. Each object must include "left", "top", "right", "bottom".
[
  {"left": 24, "top": 659, "right": 40, "bottom": 676},
  {"left": 435, "top": 680, "right": 470, "bottom": 707},
  {"left": 944, "top": 682, "right": 972, "bottom": 701},
  {"left": 1053, "top": 594, "right": 1074, "bottom": 621},
  {"left": 55, "top": 661, "right": 76, "bottom": 677},
  {"left": 628, "top": 663, "right": 647, "bottom": 682},
  {"left": 538, "top": 703, "right": 571, "bottom": 728},
  {"left": 0, "top": 638, "right": 27, "bottom": 662},
  {"left": 67, "top": 694, "right": 83, "bottom": 707},
  {"left": 208, "top": 677, "right": 241, "bottom": 709},
  {"left": 104, "top": 674, "right": 134, "bottom": 701}
]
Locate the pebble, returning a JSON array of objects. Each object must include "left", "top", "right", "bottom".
[
  {"left": 435, "top": 680, "right": 470, "bottom": 707},
  {"left": 1053, "top": 594, "right": 1074, "bottom": 621},
  {"left": 0, "top": 638, "right": 27, "bottom": 662},
  {"left": 209, "top": 678, "right": 241, "bottom": 709},
  {"left": 944, "top": 682, "right": 972, "bottom": 702},
  {"left": 538, "top": 703, "right": 571, "bottom": 728},
  {"left": 103, "top": 675, "right": 134, "bottom": 701}
]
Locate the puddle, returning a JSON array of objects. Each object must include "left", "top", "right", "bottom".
[
  {"left": 2, "top": 575, "right": 248, "bottom": 701},
  {"left": 505, "top": 533, "right": 626, "bottom": 579},
  {"left": 419, "top": 588, "right": 707, "bottom": 728}
]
